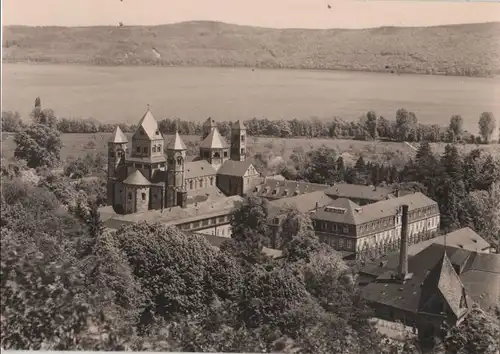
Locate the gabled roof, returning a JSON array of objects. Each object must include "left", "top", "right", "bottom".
[
  {"left": 185, "top": 160, "right": 217, "bottom": 179},
  {"left": 311, "top": 192, "right": 438, "bottom": 225},
  {"left": 133, "top": 109, "right": 162, "bottom": 140},
  {"left": 166, "top": 131, "right": 187, "bottom": 150},
  {"left": 217, "top": 160, "right": 254, "bottom": 177},
  {"left": 311, "top": 198, "right": 363, "bottom": 225},
  {"left": 123, "top": 170, "right": 152, "bottom": 186},
  {"left": 250, "top": 179, "right": 329, "bottom": 200},
  {"left": 269, "top": 190, "right": 335, "bottom": 215},
  {"left": 324, "top": 183, "right": 394, "bottom": 202},
  {"left": 199, "top": 128, "right": 229, "bottom": 149},
  {"left": 231, "top": 120, "right": 246, "bottom": 130},
  {"left": 408, "top": 227, "right": 492, "bottom": 256},
  {"left": 361, "top": 244, "right": 500, "bottom": 315},
  {"left": 109, "top": 125, "right": 128, "bottom": 143},
  {"left": 419, "top": 252, "right": 468, "bottom": 319}
]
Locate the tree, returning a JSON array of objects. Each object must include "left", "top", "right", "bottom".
[
  {"left": 231, "top": 196, "right": 272, "bottom": 245},
  {"left": 465, "top": 182, "right": 500, "bottom": 251},
  {"left": 442, "top": 305, "right": 500, "bottom": 354},
  {"left": 14, "top": 124, "right": 62, "bottom": 168},
  {"left": 280, "top": 208, "right": 320, "bottom": 262},
  {"left": 449, "top": 115, "right": 464, "bottom": 139},
  {"left": 365, "top": 111, "right": 378, "bottom": 140},
  {"left": 1, "top": 111, "right": 23, "bottom": 132},
  {"left": 395, "top": 108, "right": 417, "bottom": 141},
  {"left": 478, "top": 112, "right": 497, "bottom": 144}
]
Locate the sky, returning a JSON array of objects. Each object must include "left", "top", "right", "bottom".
[{"left": 3, "top": 0, "right": 500, "bottom": 29}]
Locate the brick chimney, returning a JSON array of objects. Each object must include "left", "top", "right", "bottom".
[{"left": 397, "top": 204, "right": 412, "bottom": 281}]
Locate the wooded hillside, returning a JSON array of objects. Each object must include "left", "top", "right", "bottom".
[{"left": 3, "top": 21, "right": 500, "bottom": 77}]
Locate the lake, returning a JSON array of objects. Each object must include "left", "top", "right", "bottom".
[{"left": 3, "top": 63, "right": 499, "bottom": 134}]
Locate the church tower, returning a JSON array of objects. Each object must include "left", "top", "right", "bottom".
[
  {"left": 202, "top": 117, "right": 217, "bottom": 140},
  {"left": 165, "top": 131, "right": 187, "bottom": 208},
  {"left": 107, "top": 126, "right": 128, "bottom": 205},
  {"left": 230, "top": 120, "right": 246, "bottom": 161}
]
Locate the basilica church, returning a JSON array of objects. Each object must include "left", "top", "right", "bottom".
[{"left": 107, "top": 109, "right": 261, "bottom": 215}]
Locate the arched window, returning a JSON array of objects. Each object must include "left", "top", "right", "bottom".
[
  {"left": 177, "top": 156, "right": 183, "bottom": 166},
  {"left": 141, "top": 192, "right": 146, "bottom": 200},
  {"left": 152, "top": 146, "right": 156, "bottom": 153},
  {"left": 213, "top": 152, "right": 220, "bottom": 158},
  {"left": 128, "top": 192, "right": 132, "bottom": 200},
  {"left": 189, "top": 180, "right": 193, "bottom": 190},
  {"left": 210, "top": 177, "right": 214, "bottom": 186}
]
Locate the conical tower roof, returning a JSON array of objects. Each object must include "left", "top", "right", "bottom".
[
  {"left": 200, "top": 127, "right": 229, "bottom": 149},
  {"left": 109, "top": 125, "right": 128, "bottom": 143},
  {"left": 166, "top": 131, "right": 187, "bottom": 151},
  {"left": 123, "top": 170, "right": 152, "bottom": 186},
  {"left": 134, "top": 109, "right": 162, "bottom": 140}
]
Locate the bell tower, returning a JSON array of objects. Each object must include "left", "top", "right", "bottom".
[
  {"left": 107, "top": 125, "right": 128, "bottom": 205},
  {"left": 230, "top": 120, "right": 246, "bottom": 161},
  {"left": 165, "top": 131, "right": 187, "bottom": 208}
]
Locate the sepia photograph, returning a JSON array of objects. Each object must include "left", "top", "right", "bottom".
[{"left": 1, "top": 0, "right": 500, "bottom": 353}]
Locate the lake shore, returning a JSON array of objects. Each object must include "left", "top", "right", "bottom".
[{"left": 3, "top": 59, "right": 497, "bottom": 79}]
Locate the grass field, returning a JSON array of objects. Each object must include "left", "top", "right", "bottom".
[
  {"left": 3, "top": 21, "right": 500, "bottom": 77},
  {"left": 2, "top": 133, "right": 499, "bottom": 169}
]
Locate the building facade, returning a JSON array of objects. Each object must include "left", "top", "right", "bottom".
[
  {"left": 310, "top": 192, "right": 440, "bottom": 259},
  {"left": 107, "top": 110, "right": 260, "bottom": 215}
]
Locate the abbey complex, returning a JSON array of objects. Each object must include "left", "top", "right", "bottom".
[
  {"left": 103, "top": 108, "right": 494, "bottom": 264},
  {"left": 107, "top": 108, "right": 259, "bottom": 214},
  {"left": 100, "top": 108, "right": 498, "bottom": 337}
]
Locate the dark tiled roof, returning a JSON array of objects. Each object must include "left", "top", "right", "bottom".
[
  {"left": 311, "top": 192, "right": 437, "bottom": 225},
  {"left": 185, "top": 160, "right": 217, "bottom": 179},
  {"left": 199, "top": 128, "right": 229, "bottom": 149},
  {"left": 418, "top": 252, "right": 468, "bottom": 319},
  {"left": 324, "top": 183, "right": 394, "bottom": 202},
  {"left": 217, "top": 160, "right": 254, "bottom": 177},
  {"left": 250, "top": 179, "right": 329, "bottom": 200},
  {"left": 109, "top": 126, "right": 128, "bottom": 143},
  {"left": 123, "top": 170, "right": 152, "bottom": 186},
  {"left": 362, "top": 244, "right": 500, "bottom": 314},
  {"left": 269, "top": 190, "right": 335, "bottom": 214},
  {"left": 166, "top": 131, "right": 187, "bottom": 150}
]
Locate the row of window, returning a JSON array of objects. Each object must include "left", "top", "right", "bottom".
[
  {"left": 185, "top": 177, "right": 215, "bottom": 190},
  {"left": 321, "top": 235, "right": 355, "bottom": 251},
  {"left": 178, "top": 214, "right": 231, "bottom": 230},
  {"left": 314, "top": 221, "right": 351, "bottom": 234},
  {"left": 408, "top": 205, "right": 439, "bottom": 220}
]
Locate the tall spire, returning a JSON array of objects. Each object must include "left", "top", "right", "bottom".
[
  {"left": 109, "top": 125, "right": 128, "bottom": 143},
  {"left": 166, "top": 131, "right": 187, "bottom": 151}
]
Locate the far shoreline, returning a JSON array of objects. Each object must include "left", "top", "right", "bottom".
[{"left": 3, "top": 60, "right": 498, "bottom": 80}]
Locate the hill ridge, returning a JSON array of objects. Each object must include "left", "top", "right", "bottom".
[{"left": 3, "top": 21, "right": 500, "bottom": 77}]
